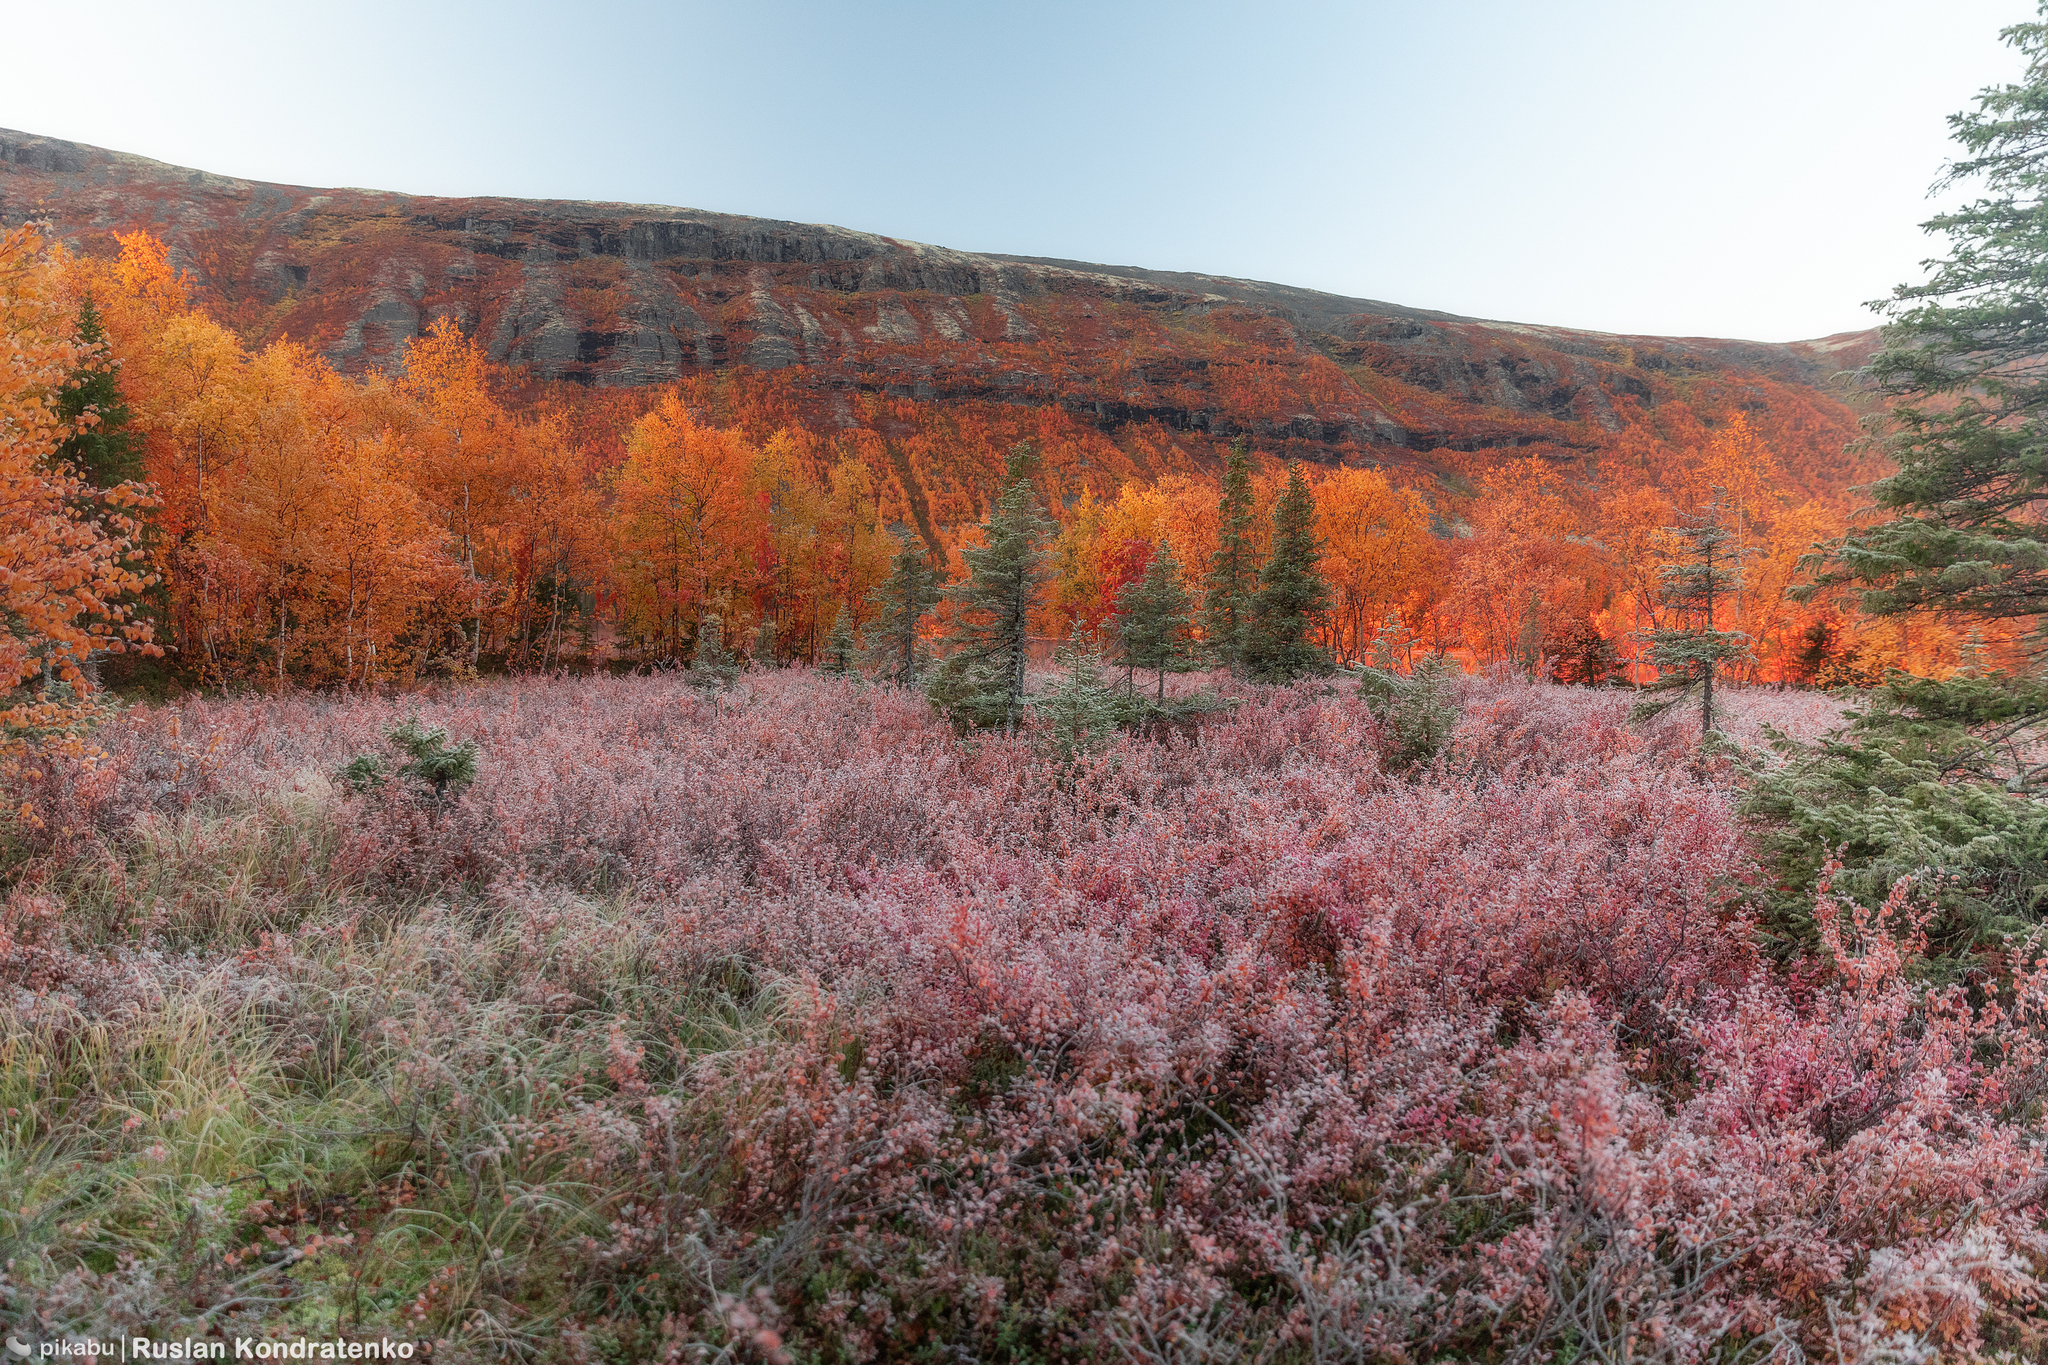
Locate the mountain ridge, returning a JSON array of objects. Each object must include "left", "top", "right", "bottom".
[{"left": 0, "top": 125, "right": 1881, "bottom": 524}]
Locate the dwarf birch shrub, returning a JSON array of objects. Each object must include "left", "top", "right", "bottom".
[{"left": 0, "top": 671, "right": 2040, "bottom": 1359}]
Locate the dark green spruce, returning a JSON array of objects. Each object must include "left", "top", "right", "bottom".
[
  {"left": 1747, "top": 674, "right": 2048, "bottom": 976},
  {"left": 1750, "top": 12, "right": 2048, "bottom": 967},
  {"left": 926, "top": 443, "right": 1054, "bottom": 730},
  {"left": 821, "top": 605, "right": 857, "bottom": 676},
  {"left": 1201, "top": 438, "right": 1259, "bottom": 672},
  {"left": 687, "top": 613, "right": 740, "bottom": 705},
  {"left": 1805, "top": 15, "right": 2048, "bottom": 633},
  {"left": 55, "top": 295, "right": 144, "bottom": 490},
  {"left": 1354, "top": 611, "right": 1460, "bottom": 771},
  {"left": 1243, "top": 463, "right": 1332, "bottom": 683},
  {"left": 865, "top": 540, "right": 945, "bottom": 687},
  {"left": 1114, "top": 540, "right": 1195, "bottom": 700}
]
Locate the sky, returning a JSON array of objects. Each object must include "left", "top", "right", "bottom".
[{"left": 1, "top": 0, "right": 2035, "bottom": 342}]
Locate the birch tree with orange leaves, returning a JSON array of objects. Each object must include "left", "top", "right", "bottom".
[
  {"left": 614, "top": 392, "right": 763, "bottom": 661},
  {"left": 84, "top": 233, "right": 250, "bottom": 672},
  {"left": 1313, "top": 466, "right": 1438, "bottom": 665},
  {"left": 1449, "top": 457, "right": 1589, "bottom": 670},
  {"left": 318, "top": 429, "right": 457, "bottom": 684},
  {"left": 401, "top": 317, "right": 521, "bottom": 666},
  {"left": 215, "top": 342, "right": 460, "bottom": 687},
  {"left": 0, "top": 226, "right": 157, "bottom": 725},
  {"left": 751, "top": 441, "right": 896, "bottom": 663},
  {"left": 791, "top": 453, "right": 895, "bottom": 655},
  {"left": 500, "top": 409, "right": 603, "bottom": 669}
]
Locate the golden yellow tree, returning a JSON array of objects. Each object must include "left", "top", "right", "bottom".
[
  {"left": 1314, "top": 467, "right": 1438, "bottom": 664},
  {"left": 205, "top": 343, "right": 461, "bottom": 688},
  {"left": 0, "top": 226, "right": 157, "bottom": 724},
  {"left": 400, "top": 317, "right": 520, "bottom": 665},
  {"left": 614, "top": 392, "right": 763, "bottom": 661}
]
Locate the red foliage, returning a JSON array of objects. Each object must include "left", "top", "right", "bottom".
[{"left": 10, "top": 673, "right": 2041, "bottom": 1356}]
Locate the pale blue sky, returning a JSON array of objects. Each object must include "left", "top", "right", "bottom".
[{"left": 2, "top": 0, "right": 2032, "bottom": 341}]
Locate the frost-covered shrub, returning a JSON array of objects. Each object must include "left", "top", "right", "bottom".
[{"left": 0, "top": 672, "right": 2038, "bottom": 1361}]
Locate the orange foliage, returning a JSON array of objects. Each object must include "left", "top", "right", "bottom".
[
  {"left": 1314, "top": 467, "right": 1439, "bottom": 665},
  {"left": 613, "top": 393, "right": 770, "bottom": 661},
  {"left": 0, "top": 226, "right": 157, "bottom": 723},
  {"left": 758, "top": 447, "right": 896, "bottom": 661},
  {"left": 49, "top": 231, "right": 1935, "bottom": 693}
]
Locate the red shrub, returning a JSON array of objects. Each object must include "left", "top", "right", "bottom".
[{"left": 6, "top": 672, "right": 2040, "bottom": 1358}]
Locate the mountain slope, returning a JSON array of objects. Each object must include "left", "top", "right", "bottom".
[{"left": 1, "top": 126, "right": 1880, "bottom": 525}]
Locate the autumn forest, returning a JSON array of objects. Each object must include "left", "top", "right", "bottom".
[
  {"left": 0, "top": 215, "right": 1937, "bottom": 708},
  {"left": 11, "top": 14, "right": 2048, "bottom": 1352}
]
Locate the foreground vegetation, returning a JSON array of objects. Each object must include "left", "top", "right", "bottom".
[
  {"left": 11, "top": 668, "right": 2048, "bottom": 1362},
  {"left": 13, "top": 11, "right": 2048, "bottom": 1360}
]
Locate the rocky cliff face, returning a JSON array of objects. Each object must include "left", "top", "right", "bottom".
[{"left": 1, "top": 126, "right": 1878, "bottom": 485}]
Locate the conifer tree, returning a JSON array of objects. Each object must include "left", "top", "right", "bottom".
[
  {"left": 54, "top": 296, "right": 143, "bottom": 490},
  {"left": 1033, "top": 646, "right": 1126, "bottom": 762},
  {"left": 1748, "top": 16, "right": 2048, "bottom": 952},
  {"left": 1806, "top": 14, "right": 2048, "bottom": 639},
  {"left": 687, "top": 613, "right": 739, "bottom": 703},
  {"left": 821, "top": 604, "right": 856, "bottom": 676},
  {"left": 55, "top": 294, "right": 155, "bottom": 686},
  {"left": 0, "top": 232, "right": 158, "bottom": 718},
  {"left": 865, "top": 539, "right": 944, "bottom": 686},
  {"left": 926, "top": 443, "right": 1054, "bottom": 729},
  {"left": 1114, "top": 540, "right": 1194, "bottom": 700},
  {"left": 1202, "top": 438, "right": 1259, "bottom": 671},
  {"left": 1634, "top": 495, "right": 1749, "bottom": 734},
  {"left": 694, "top": 613, "right": 732, "bottom": 670},
  {"left": 753, "top": 613, "right": 779, "bottom": 668},
  {"left": 1244, "top": 463, "right": 1332, "bottom": 683},
  {"left": 1355, "top": 613, "right": 1460, "bottom": 771}
]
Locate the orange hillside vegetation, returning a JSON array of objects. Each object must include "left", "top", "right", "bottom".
[{"left": 0, "top": 126, "right": 1934, "bottom": 687}]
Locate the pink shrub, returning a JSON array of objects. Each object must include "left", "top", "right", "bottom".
[
  {"left": 5, "top": 671, "right": 2042, "bottom": 1359},
  {"left": 1714, "top": 685, "right": 1852, "bottom": 750}
]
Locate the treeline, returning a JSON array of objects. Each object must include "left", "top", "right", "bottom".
[{"left": 0, "top": 223, "right": 1988, "bottom": 702}]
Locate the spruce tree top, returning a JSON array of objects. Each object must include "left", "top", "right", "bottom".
[
  {"left": 55, "top": 295, "right": 143, "bottom": 490},
  {"left": 1203, "top": 439, "right": 1260, "bottom": 670},
  {"left": 1244, "top": 462, "right": 1331, "bottom": 683},
  {"left": 1812, "top": 15, "right": 2048, "bottom": 630},
  {"left": 926, "top": 442, "right": 1053, "bottom": 729}
]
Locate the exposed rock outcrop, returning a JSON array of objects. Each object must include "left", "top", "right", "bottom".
[{"left": 0, "top": 126, "right": 1878, "bottom": 479}]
